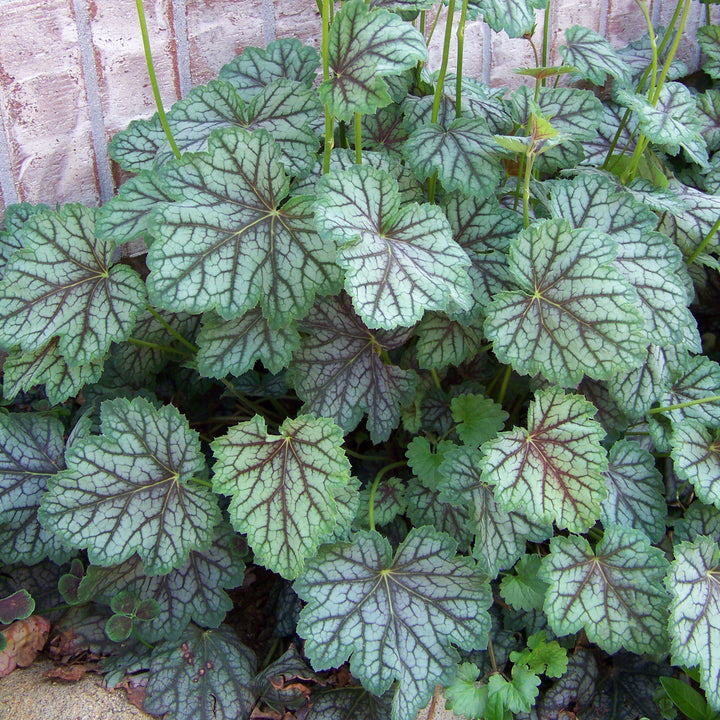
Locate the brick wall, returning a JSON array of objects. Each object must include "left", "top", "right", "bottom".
[{"left": 0, "top": 0, "right": 717, "bottom": 217}]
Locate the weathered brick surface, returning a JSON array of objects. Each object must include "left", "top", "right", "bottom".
[
  {"left": 0, "top": 0, "right": 717, "bottom": 218},
  {"left": 0, "top": 0, "right": 99, "bottom": 207},
  {"left": 187, "top": 0, "right": 266, "bottom": 85}
]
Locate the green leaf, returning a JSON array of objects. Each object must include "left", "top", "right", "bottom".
[
  {"left": 468, "top": 0, "right": 545, "bottom": 37},
  {"left": 211, "top": 414, "right": 353, "bottom": 579},
  {"left": 699, "top": 25, "right": 720, "bottom": 80},
  {"left": 445, "top": 663, "right": 488, "bottom": 718},
  {"left": 108, "top": 114, "right": 165, "bottom": 173},
  {"left": 356, "top": 476, "right": 406, "bottom": 528},
  {"left": 0, "top": 205, "right": 146, "bottom": 365},
  {"left": 616, "top": 83, "right": 707, "bottom": 165},
  {"left": 667, "top": 537, "right": 720, "bottom": 711},
  {"left": 0, "top": 203, "right": 50, "bottom": 276},
  {"left": 159, "top": 78, "right": 322, "bottom": 175},
  {"left": 659, "top": 355, "right": 720, "bottom": 429},
  {"left": 0, "top": 413, "right": 70, "bottom": 565},
  {"left": 559, "top": 25, "right": 631, "bottom": 86},
  {"left": 147, "top": 127, "right": 341, "bottom": 327},
  {"left": 488, "top": 664, "right": 541, "bottom": 713},
  {"left": 76, "top": 526, "right": 244, "bottom": 642},
  {"left": 510, "top": 631, "right": 568, "bottom": 678},
  {"left": 674, "top": 501, "right": 720, "bottom": 544},
  {"left": 2, "top": 337, "right": 104, "bottom": 406},
  {"left": 500, "top": 554, "right": 548, "bottom": 612},
  {"left": 196, "top": 309, "right": 299, "bottom": 379},
  {"left": 406, "top": 436, "right": 455, "bottom": 489},
  {"left": 671, "top": 420, "right": 720, "bottom": 509},
  {"left": 602, "top": 439, "right": 666, "bottom": 542},
  {"left": 95, "top": 170, "right": 174, "bottom": 246},
  {"left": 480, "top": 387, "right": 607, "bottom": 533},
  {"left": 357, "top": 105, "right": 409, "bottom": 159},
  {"left": 657, "top": 180, "right": 720, "bottom": 257},
  {"left": 111, "top": 308, "right": 200, "bottom": 383},
  {"left": 606, "top": 344, "right": 683, "bottom": 420},
  {"left": 307, "top": 686, "right": 393, "bottom": 719},
  {"left": 541, "top": 526, "right": 670, "bottom": 655},
  {"left": 294, "top": 526, "right": 492, "bottom": 720},
  {"left": 451, "top": 393, "right": 508, "bottom": 447},
  {"left": 144, "top": 625, "right": 257, "bottom": 720},
  {"left": 439, "top": 445, "right": 551, "bottom": 578},
  {"left": 415, "top": 313, "right": 485, "bottom": 370},
  {"left": 287, "top": 294, "right": 417, "bottom": 443},
  {"left": 546, "top": 174, "right": 699, "bottom": 351},
  {"left": 315, "top": 165, "right": 472, "bottom": 329},
  {"left": 510, "top": 86, "right": 604, "bottom": 142},
  {"left": 39, "top": 397, "right": 220, "bottom": 574},
  {"left": 403, "top": 116, "right": 501, "bottom": 199},
  {"left": 319, "top": 0, "right": 427, "bottom": 123},
  {"left": 218, "top": 38, "right": 320, "bottom": 102},
  {"left": 484, "top": 219, "right": 646, "bottom": 387},
  {"left": 698, "top": 90, "right": 720, "bottom": 152},
  {"left": 105, "top": 613, "right": 133, "bottom": 642},
  {"left": 110, "top": 589, "right": 137, "bottom": 617},
  {"left": 661, "top": 676, "right": 717, "bottom": 720}
]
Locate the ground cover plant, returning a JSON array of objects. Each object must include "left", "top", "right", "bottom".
[{"left": 1, "top": 0, "right": 720, "bottom": 717}]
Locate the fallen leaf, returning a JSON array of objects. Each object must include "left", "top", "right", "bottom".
[{"left": 0, "top": 616, "right": 51, "bottom": 677}]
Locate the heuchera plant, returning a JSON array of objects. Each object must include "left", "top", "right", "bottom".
[{"left": 1, "top": 0, "right": 720, "bottom": 716}]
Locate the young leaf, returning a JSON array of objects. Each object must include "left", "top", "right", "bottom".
[
  {"left": 559, "top": 25, "right": 631, "bottom": 86},
  {"left": 211, "top": 414, "right": 353, "bottom": 579},
  {"left": 541, "top": 526, "right": 670, "bottom": 655},
  {"left": 406, "top": 436, "right": 456, "bottom": 489},
  {"left": 0, "top": 413, "right": 70, "bottom": 565},
  {"left": 2, "top": 338, "right": 105, "bottom": 406},
  {"left": 0, "top": 589, "right": 35, "bottom": 624},
  {"left": 144, "top": 624, "right": 257, "bottom": 720},
  {"left": 671, "top": 420, "right": 720, "bottom": 509},
  {"left": 500, "top": 554, "right": 548, "bottom": 612},
  {"left": 294, "top": 527, "right": 492, "bottom": 720},
  {"left": 546, "top": 174, "right": 699, "bottom": 351},
  {"left": 660, "top": 676, "right": 717, "bottom": 720},
  {"left": 451, "top": 393, "right": 508, "bottom": 447},
  {"left": 108, "top": 114, "right": 166, "bottom": 173},
  {"left": 0, "top": 205, "right": 146, "bottom": 365},
  {"left": 487, "top": 664, "right": 542, "bottom": 713},
  {"left": 315, "top": 165, "right": 473, "bottom": 329},
  {"left": 667, "top": 537, "right": 720, "bottom": 711},
  {"left": 218, "top": 38, "right": 320, "bottom": 101},
  {"left": 444, "top": 663, "right": 489, "bottom": 718},
  {"left": 287, "top": 294, "right": 417, "bottom": 443},
  {"left": 616, "top": 83, "right": 707, "bottom": 165},
  {"left": 196, "top": 309, "right": 300, "bottom": 379},
  {"left": 76, "top": 526, "right": 245, "bottom": 642},
  {"left": 307, "top": 686, "right": 393, "bottom": 719},
  {"left": 480, "top": 386, "right": 607, "bottom": 533},
  {"left": 602, "top": 439, "right": 666, "bottom": 542},
  {"left": 699, "top": 26, "right": 720, "bottom": 80},
  {"left": 147, "top": 127, "right": 342, "bottom": 327},
  {"left": 439, "top": 445, "right": 552, "bottom": 578},
  {"left": 39, "top": 397, "right": 220, "bottom": 574},
  {"left": 319, "top": 0, "right": 427, "bottom": 123},
  {"left": 484, "top": 219, "right": 646, "bottom": 387},
  {"left": 698, "top": 89, "right": 720, "bottom": 152},
  {"left": 403, "top": 116, "right": 501, "bottom": 199}
]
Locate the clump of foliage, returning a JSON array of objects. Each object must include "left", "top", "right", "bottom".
[{"left": 1, "top": 0, "right": 720, "bottom": 717}]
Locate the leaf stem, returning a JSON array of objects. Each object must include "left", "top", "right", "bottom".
[
  {"left": 541, "top": 0, "right": 551, "bottom": 79},
  {"left": 430, "top": 368, "right": 443, "bottom": 391},
  {"left": 354, "top": 112, "right": 363, "bottom": 164},
  {"left": 187, "top": 476, "right": 213, "bottom": 488},
  {"left": 344, "top": 448, "right": 393, "bottom": 462},
  {"left": 146, "top": 306, "right": 199, "bottom": 353},
  {"left": 431, "top": 0, "right": 456, "bottom": 125},
  {"left": 686, "top": 215, "right": 720, "bottom": 265},
  {"left": 651, "top": 0, "right": 692, "bottom": 105},
  {"left": 135, "top": 0, "right": 180, "bottom": 159},
  {"left": 487, "top": 637, "right": 498, "bottom": 673},
  {"left": 496, "top": 364, "right": 513, "bottom": 405},
  {"left": 322, "top": 0, "right": 334, "bottom": 174},
  {"left": 126, "top": 337, "right": 193, "bottom": 358},
  {"left": 522, "top": 152, "right": 535, "bottom": 228},
  {"left": 368, "top": 461, "right": 406, "bottom": 531},
  {"left": 455, "top": 0, "right": 469, "bottom": 118},
  {"left": 648, "top": 395, "right": 720, "bottom": 414}
]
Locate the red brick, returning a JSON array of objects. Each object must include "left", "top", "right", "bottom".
[{"left": 275, "top": 0, "right": 321, "bottom": 46}]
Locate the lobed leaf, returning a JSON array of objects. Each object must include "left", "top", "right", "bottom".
[
  {"left": 0, "top": 205, "right": 146, "bottom": 366},
  {"left": 414, "top": 313, "right": 485, "bottom": 370},
  {"left": 559, "top": 25, "right": 631, "bottom": 86},
  {"left": 294, "top": 526, "right": 492, "bottom": 720},
  {"left": 541, "top": 526, "right": 670, "bottom": 655},
  {"left": 211, "top": 414, "right": 353, "bottom": 579},
  {"left": 671, "top": 420, "right": 720, "bottom": 509},
  {"left": 315, "top": 165, "right": 473, "bottom": 329},
  {"left": 480, "top": 386, "right": 607, "bottom": 533},
  {"left": 699, "top": 25, "right": 720, "bottom": 80},
  {"left": 39, "top": 397, "right": 219, "bottom": 574}
]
